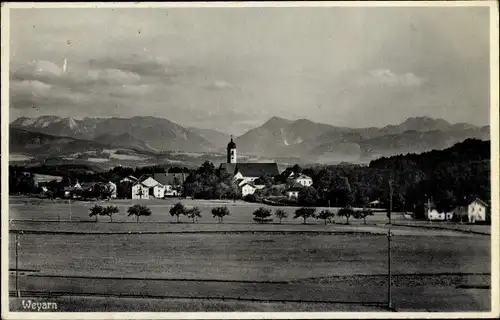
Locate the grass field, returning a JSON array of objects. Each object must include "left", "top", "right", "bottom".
[
  {"left": 7, "top": 196, "right": 492, "bottom": 312},
  {"left": 5, "top": 196, "right": 465, "bottom": 224},
  {"left": 10, "top": 196, "right": 374, "bottom": 224}
]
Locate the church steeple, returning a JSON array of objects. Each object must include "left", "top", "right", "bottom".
[{"left": 227, "top": 135, "right": 237, "bottom": 163}]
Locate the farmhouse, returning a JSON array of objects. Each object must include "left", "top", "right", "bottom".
[
  {"left": 467, "top": 198, "right": 489, "bottom": 223},
  {"left": 132, "top": 176, "right": 161, "bottom": 199},
  {"left": 130, "top": 173, "right": 186, "bottom": 199},
  {"left": 286, "top": 184, "right": 303, "bottom": 199},
  {"left": 426, "top": 208, "right": 446, "bottom": 221},
  {"left": 108, "top": 181, "right": 117, "bottom": 198},
  {"left": 152, "top": 173, "right": 186, "bottom": 197},
  {"left": 241, "top": 182, "right": 257, "bottom": 197},
  {"left": 120, "top": 175, "right": 138, "bottom": 184},
  {"left": 287, "top": 173, "right": 313, "bottom": 187}
]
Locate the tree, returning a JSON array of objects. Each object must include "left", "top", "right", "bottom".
[
  {"left": 337, "top": 207, "right": 354, "bottom": 224},
  {"left": 127, "top": 204, "right": 152, "bottom": 222},
  {"left": 291, "top": 164, "right": 302, "bottom": 174},
  {"left": 89, "top": 204, "right": 103, "bottom": 222},
  {"left": 343, "top": 177, "right": 355, "bottom": 206},
  {"left": 186, "top": 207, "right": 202, "bottom": 223},
  {"left": 298, "top": 186, "right": 319, "bottom": 206},
  {"left": 102, "top": 205, "right": 119, "bottom": 222},
  {"left": 253, "top": 207, "right": 273, "bottom": 224},
  {"left": 274, "top": 209, "right": 288, "bottom": 224},
  {"left": 117, "top": 181, "right": 132, "bottom": 199},
  {"left": 211, "top": 206, "right": 230, "bottom": 223},
  {"left": 354, "top": 208, "right": 373, "bottom": 225},
  {"left": 317, "top": 209, "right": 335, "bottom": 225},
  {"left": 170, "top": 202, "right": 187, "bottom": 223},
  {"left": 294, "top": 207, "right": 316, "bottom": 224},
  {"left": 255, "top": 175, "right": 274, "bottom": 188}
]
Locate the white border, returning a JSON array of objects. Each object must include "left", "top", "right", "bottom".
[{"left": 1, "top": 1, "right": 499, "bottom": 319}]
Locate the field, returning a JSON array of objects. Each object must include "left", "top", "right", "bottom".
[{"left": 7, "top": 196, "right": 492, "bottom": 312}]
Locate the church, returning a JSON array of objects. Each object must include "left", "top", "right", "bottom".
[{"left": 219, "top": 137, "right": 280, "bottom": 185}]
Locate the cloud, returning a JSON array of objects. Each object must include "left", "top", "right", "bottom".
[
  {"left": 204, "top": 80, "right": 234, "bottom": 90},
  {"left": 88, "top": 54, "right": 171, "bottom": 78},
  {"left": 357, "top": 69, "right": 424, "bottom": 87},
  {"left": 8, "top": 7, "right": 489, "bottom": 129}
]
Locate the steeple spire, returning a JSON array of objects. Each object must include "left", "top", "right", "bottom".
[{"left": 227, "top": 135, "right": 237, "bottom": 163}]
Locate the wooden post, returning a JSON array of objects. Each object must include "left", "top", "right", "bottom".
[
  {"left": 387, "top": 229, "right": 392, "bottom": 310},
  {"left": 388, "top": 175, "right": 393, "bottom": 225},
  {"left": 15, "top": 233, "right": 20, "bottom": 298}
]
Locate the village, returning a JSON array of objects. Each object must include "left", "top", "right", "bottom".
[{"left": 16, "top": 137, "right": 490, "bottom": 225}]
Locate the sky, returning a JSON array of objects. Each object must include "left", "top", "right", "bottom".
[{"left": 9, "top": 6, "right": 491, "bottom": 135}]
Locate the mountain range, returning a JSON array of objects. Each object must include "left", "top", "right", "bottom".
[
  {"left": 10, "top": 115, "right": 490, "bottom": 164},
  {"left": 234, "top": 116, "right": 490, "bottom": 163}
]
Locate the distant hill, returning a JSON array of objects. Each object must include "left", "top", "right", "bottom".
[
  {"left": 11, "top": 116, "right": 221, "bottom": 153},
  {"left": 93, "top": 132, "right": 157, "bottom": 153},
  {"left": 11, "top": 115, "right": 490, "bottom": 165},
  {"left": 234, "top": 116, "right": 490, "bottom": 163},
  {"left": 186, "top": 127, "right": 230, "bottom": 152},
  {"left": 9, "top": 127, "right": 111, "bottom": 157},
  {"left": 369, "top": 138, "right": 490, "bottom": 169}
]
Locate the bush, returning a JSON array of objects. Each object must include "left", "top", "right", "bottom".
[{"left": 243, "top": 194, "right": 258, "bottom": 203}]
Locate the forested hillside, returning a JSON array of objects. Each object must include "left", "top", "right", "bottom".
[{"left": 298, "top": 138, "right": 490, "bottom": 217}]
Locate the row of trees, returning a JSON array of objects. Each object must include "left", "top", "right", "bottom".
[
  {"left": 89, "top": 204, "right": 151, "bottom": 222},
  {"left": 88, "top": 203, "right": 374, "bottom": 225},
  {"left": 169, "top": 202, "right": 230, "bottom": 223},
  {"left": 253, "top": 206, "right": 373, "bottom": 225}
]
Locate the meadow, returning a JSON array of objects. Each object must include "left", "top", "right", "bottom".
[
  {"left": 7, "top": 196, "right": 492, "bottom": 311},
  {"left": 8, "top": 196, "right": 420, "bottom": 225}
]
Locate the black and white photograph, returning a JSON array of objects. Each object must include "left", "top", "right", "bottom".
[{"left": 1, "top": 1, "right": 498, "bottom": 318}]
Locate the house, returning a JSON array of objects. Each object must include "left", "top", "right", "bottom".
[
  {"left": 120, "top": 175, "right": 138, "bottom": 184},
  {"left": 241, "top": 182, "right": 257, "bottom": 197},
  {"left": 107, "top": 181, "right": 117, "bottom": 198},
  {"left": 131, "top": 175, "right": 162, "bottom": 199},
  {"left": 453, "top": 206, "right": 468, "bottom": 222},
  {"left": 468, "top": 198, "right": 489, "bottom": 223},
  {"left": 369, "top": 200, "right": 382, "bottom": 208},
  {"left": 287, "top": 174, "right": 313, "bottom": 187},
  {"left": 152, "top": 173, "right": 186, "bottom": 197},
  {"left": 286, "top": 184, "right": 303, "bottom": 199},
  {"left": 426, "top": 208, "right": 446, "bottom": 221},
  {"left": 220, "top": 162, "right": 280, "bottom": 185},
  {"left": 132, "top": 183, "right": 150, "bottom": 199}
]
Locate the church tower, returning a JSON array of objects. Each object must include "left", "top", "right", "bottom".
[{"left": 227, "top": 136, "right": 237, "bottom": 164}]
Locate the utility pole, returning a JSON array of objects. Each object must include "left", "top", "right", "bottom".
[
  {"left": 387, "top": 229, "right": 393, "bottom": 310},
  {"left": 15, "top": 233, "right": 20, "bottom": 298},
  {"left": 388, "top": 174, "right": 393, "bottom": 225}
]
